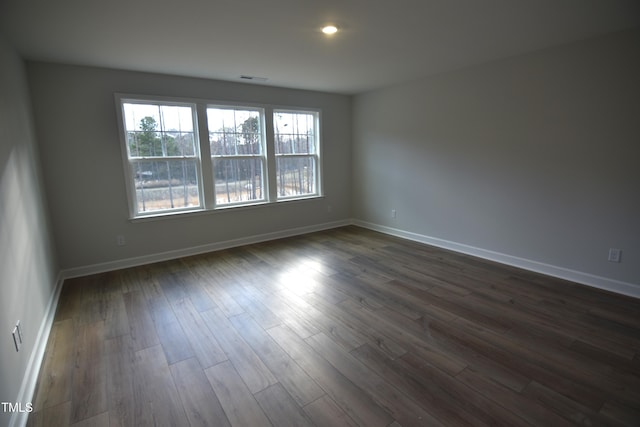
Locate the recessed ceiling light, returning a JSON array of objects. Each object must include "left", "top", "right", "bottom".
[{"left": 322, "top": 25, "right": 338, "bottom": 35}]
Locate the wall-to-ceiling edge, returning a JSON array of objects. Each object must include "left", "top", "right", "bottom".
[
  {"left": 1, "top": 34, "right": 60, "bottom": 427},
  {"left": 26, "top": 62, "right": 353, "bottom": 272},
  {"left": 351, "top": 28, "right": 640, "bottom": 297},
  {"left": 6, "top": 25, "right": 640, "bottom": 427}
]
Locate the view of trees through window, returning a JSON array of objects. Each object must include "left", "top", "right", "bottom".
[
  {"left": 119, "top": 97, "right": 321, "bottom": 217},
  {"left": 208, "top": 107, "right": 264, "bottom": 205},
  {"left": 274, "top": 111, "right": 318, "bottom": 198},
  {"left": 123, "top": 103, "right": 200, "bottom": 213}
]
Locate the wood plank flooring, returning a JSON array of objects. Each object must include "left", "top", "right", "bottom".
[{"left": 28, "top": 226, "right": 640, "bottom": 426}]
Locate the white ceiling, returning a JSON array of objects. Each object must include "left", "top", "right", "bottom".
[{"left": 1, "top": 0, "right": 639, "bottom": 94}]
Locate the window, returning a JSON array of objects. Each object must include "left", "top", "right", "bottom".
[
  {"left": 117, "top": 95, "right": 322, "bottom": 218},
  {"left": 208, "top": 107, "right": 266, "bottom": 206},
  {"left": 120, "top": 100, "right": 202, "bottom": 216},
  {"left": 274, "top": 110, "right": 320, "bottom": 199}
]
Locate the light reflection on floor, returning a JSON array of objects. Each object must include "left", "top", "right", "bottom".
[{"left": 276, "top": 258, "right": 324, "bottom": 295}]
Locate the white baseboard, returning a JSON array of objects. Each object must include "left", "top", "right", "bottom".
[
  {"left": 10, "top": 218, "right": 637, "bottom": 427},
  {"left": 61, "top": 217, "right": 640, "bottom": 298},
  {"left": 354, "top": 220, "right": 640, "bottom": 299},
  {"left": 61, "top": 219, "right": 352, "bottom": 280},
  {"left": 9, "top": 219, "right": 348, "bottom": 426},
  {"left": 10, "top": 272, "right": 65, "bottom": 427}
]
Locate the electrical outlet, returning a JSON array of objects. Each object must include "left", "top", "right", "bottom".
[
  {"left": 327, "top": 205, "right": 332, "bottom": 213},
  {"left": 117, "top": 235, "right": 126, "bottom": 246},
  {"left": 608, "top": 248, "right": 621, "bottom": 263},
  {"left": 391, "top": 209, "right": 397, "bottom": 218}
]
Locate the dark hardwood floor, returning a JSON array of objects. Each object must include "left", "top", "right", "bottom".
[{"left": 28, "top": 226, "right": 640, "bottom": 426}]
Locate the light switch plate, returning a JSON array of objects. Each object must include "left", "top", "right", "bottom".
[{"left": 12, "top": 326, "right": 21, "bottom": 352}]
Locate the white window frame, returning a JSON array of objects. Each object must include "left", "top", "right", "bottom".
[
  {"left": 207, "top": 105, "right": 268, "bottom": 208},
  {"left": 273, "top": 109, "right": 322, "bottom": 201},
  {"left": 116, "top": 94, "right": 323, "bottom": 219},
  {"left": 116, "top": 96, "right": 204, "bottom": 218}
]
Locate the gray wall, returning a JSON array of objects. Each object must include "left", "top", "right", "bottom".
[
  {"left": 0, "top": 36, "right": 58, "bottom": 426},
  {"left": 26, "top": 63, "right": 352, "bottom": 271},
  {"left": 353, "top": 28, "right": 640, "bottom": 289}
]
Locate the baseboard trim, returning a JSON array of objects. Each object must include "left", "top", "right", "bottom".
[
  {"left": 354, "top": 220, "right": 640, "bottom": 299},
  {"left": 10, "top": 220, "right": 348, "bottom": 426},
  {"left": 10, "top": 218, "right": 637, "bottom": 427},
  {"left": 61, "top": 219, "right": 352, "bottom": 280},
  {"left": 10, "top": 272, "right": 65, "bottom": 427}
]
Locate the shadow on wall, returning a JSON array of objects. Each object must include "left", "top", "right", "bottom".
[{"left": 0, "top": 147, "right": 51, "bottom": 424}]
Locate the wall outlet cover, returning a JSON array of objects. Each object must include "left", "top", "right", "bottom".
[{"left": 608, "top": 248, "right": 621, "bottom": 263}]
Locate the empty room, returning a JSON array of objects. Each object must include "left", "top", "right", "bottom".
[{"left": 1, "top": 0, "right": 639, "bottom": 426}]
